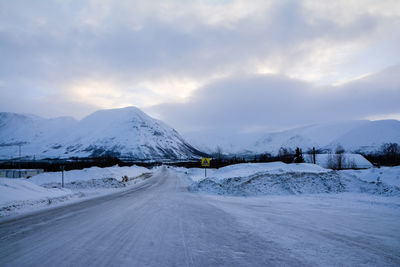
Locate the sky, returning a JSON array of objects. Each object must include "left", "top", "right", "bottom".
[{"left": 1, "top": 0, "right": 400, "bottom": 135}]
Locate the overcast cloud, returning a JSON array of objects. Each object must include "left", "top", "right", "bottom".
[
  {"left": 151, "top": 65, "right": 400, "bottom": 134},
  {"left": 0, "top": 0, "right": 399, "bottom": 132}
]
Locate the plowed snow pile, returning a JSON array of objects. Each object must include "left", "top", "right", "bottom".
[
  {"left": 188, "top": 163, "right": 400, "bottom": 196},
  {"left": 0, "top": 165, "right": 153, "bottom": 217},
  {"left": 29, "top": 165, "right": 150, "bottom": 186},
  {"left": 341, "top": 166, "right": 400, "bottom": 187}
]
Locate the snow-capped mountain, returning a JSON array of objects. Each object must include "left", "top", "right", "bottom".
[
  {"left": 254, "top": 120, "right": 371, "bottom": 154},
  {"left": 0, "top": 107, "right": 205, "bottom": 160},
  {"left": 184, "top": 120, "right": 400, "bottom": 155},
  {"left": 255, "top": 120, "right": 400, "bottom": 154},
  {"left": 328, "top": 120, "right": 400, "bottom": 152},
  {"left": 2, "top": 107, "right": 398, "bottom": 159}
]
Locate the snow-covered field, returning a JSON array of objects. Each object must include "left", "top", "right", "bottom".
[
  {"left": 2, "top": 166, "right": 399, "bottom": 266},
  {"left": 180, "top": 163, "right": 400, "bottom": 265},
  {"left": 1, "top": 162, "right": 400, "bottom": 218},
  {"left": 0, "top": 165, "right": 153, "bottom": 216}
]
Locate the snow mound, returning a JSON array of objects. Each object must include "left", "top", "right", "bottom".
[
  {"left": 42, "top": 177, "right": 126, "bottom": 190},
  {"left": 0, "top": 165, "right": 155, "bottom": 217},
  {"left": 187, "top": 163, "right": 400, "bottom": 197},
  {"left": 0, "top": 178, "right": 72, "bottom": 205},
  {"left": 183, "top": 162, "right": 329, "bottom": 182},
  {"left": 190, "top": 172, "right": 400, "bottom": 196},
  {"left": 341, "top": 166, "right": 400, "bottom": 187},
  {"left": 29, "top": 165, "right": 151, "bottom": 186},
  {"left": 190, "top": 172, "right": 346, "bottom": 196}
]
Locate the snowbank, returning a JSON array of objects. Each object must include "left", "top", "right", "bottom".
[
  {"left": 190, "top": 172, "right": 346, "bottom": 196},
  {"left": 1, "top": 165, "right": 154, "bottom": 217},
  {"left": 187, "top": 163, "right": 400, "bottom": 197},
  {"left": 340, "top": 166, "right": 400, "bottom": 187},
  {"left": 29, "top": 165, "right": 151, "bottom": 186},
  {"left": 0, "top": 178, "right": 71, "bottom": 204},
  {"left": 180, "top": 162, "right": 329, "bottom": 182},
  {"left": 0, "top": 177, "right": 110, "bottom": 217}
]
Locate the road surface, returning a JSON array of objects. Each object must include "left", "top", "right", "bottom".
[{"left": 1, "top": 168, "right": 399, "bottom": 266}]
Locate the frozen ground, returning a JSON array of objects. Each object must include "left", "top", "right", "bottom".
[
  {"left": 0, "top": 165, "right": 153, "bottom": 217},
  {"left": 1, "top": 167, "right": 399, "bottom": 266},
  {"left": 202, "top": 192, "right": 400, "bottom": 266}
]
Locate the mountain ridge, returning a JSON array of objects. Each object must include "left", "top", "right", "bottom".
[
  {"left": 2, "top": 108, "right": 399, "bottom": 159},
  {"left": 0, "top": 107, "right": 205, "bottom": 160},
  {"left": 184, "top": 119, "right": 400, "bottom": 155}
]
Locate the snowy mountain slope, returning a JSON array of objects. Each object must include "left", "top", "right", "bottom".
[
  {"left": 184, "top": 130, "right": 260, "bottom": 155},
  {"left": 184, "top": 120, "right": 400, "bottom": 155},
  {"left": 328, "top": 120, "right": 400, "bottom": 153},
  {"left": 0, "top": 113, "right": 78, "bottom": 158},
  {"left": 0, "top": 107, "right": 205, "bottom": 160},
  {"left": 255, "top": 120, "right": 400, "bottom": 154},
  {"left": 253, "top": 120, "right": 369, "bottom": 154},
  {"left": 0, "top": 113, "right": 78, "bottom": 144}
]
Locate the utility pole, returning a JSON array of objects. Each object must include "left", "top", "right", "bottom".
[
  {"left": 18, "top": 144, "right": 22, "bottom": 178},
  {"left": 61, "top": 165, "right": 65, "bottom": 188},
  {"left": 312, "top": 147, "right": 316, "bottom": 164}
]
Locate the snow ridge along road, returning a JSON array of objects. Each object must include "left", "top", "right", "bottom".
[{"left": 1, "top": 167, "right": 399, "bottom": 266}]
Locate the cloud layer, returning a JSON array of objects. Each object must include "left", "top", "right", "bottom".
[
  {"left": 1, "top": 0, "right": 399, "bottom": 129},
  {"left": 151, "top": 65, "right": 400, "bottom": 133}
]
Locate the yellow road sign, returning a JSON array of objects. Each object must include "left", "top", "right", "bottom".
[{"left": 201, "top": 158, "right": 211, "bottom": 167}]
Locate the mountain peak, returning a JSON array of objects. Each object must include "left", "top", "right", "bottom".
[
  {"left": 82, "top": 106, "right": 147, "bottom": 121},
  {"left": 0, "top": 107, "right": 205, "bottom": 160}
]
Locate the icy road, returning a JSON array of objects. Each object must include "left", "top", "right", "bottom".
[{"left": 1, "top": 168, "right": 399, "bottom": 266}]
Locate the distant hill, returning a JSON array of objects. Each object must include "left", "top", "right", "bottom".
[
  {"left": 2, "top": 108, "right": 398, "bottom": 159},
  {"left": 255, "top": 120, "right": 400, "bottom": 154},
  {"left": 185, "top": 120, "right": 400, "bottom": 155},
  {"left": 0, "top": 107, "right": 205, "bottom": 160}
]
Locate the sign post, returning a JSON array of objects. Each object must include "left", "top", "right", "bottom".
[{"left": 201, "top": 158, "right": 211, "bottom": 177}]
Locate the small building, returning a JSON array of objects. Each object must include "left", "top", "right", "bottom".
[
  {"left": 0, "top": 169, "right": 44, "bottom": 178},
  {"left": 304, "top": 153, "right": 373, "bottom": 169}
]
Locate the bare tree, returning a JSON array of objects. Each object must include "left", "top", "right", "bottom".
[
  {"left": 278, "top": 147, "right": 294, "bottom": 163},
  {"left": 381, "top": 143, "right": 400, "bottom": 165},
  {"left": 215, "top": 146, "right": 223, "bottom": 160},
  {"left": 335, "top": 144, "right": 345, "bottom": 170}
]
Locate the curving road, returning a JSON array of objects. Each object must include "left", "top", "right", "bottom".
[{"left": 1, "top": 168, "right": 399, "bottom": 266}]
